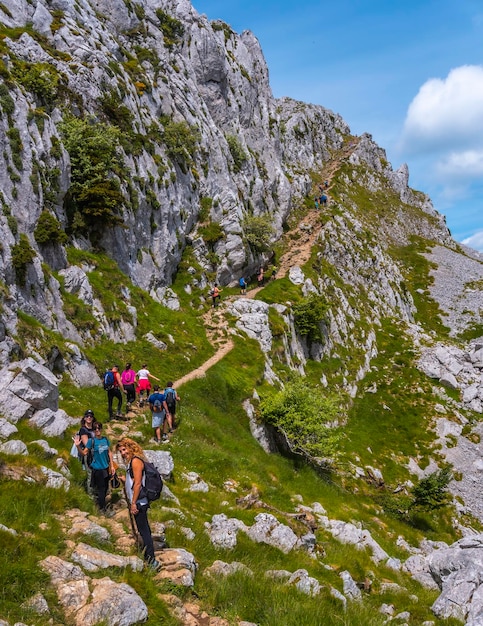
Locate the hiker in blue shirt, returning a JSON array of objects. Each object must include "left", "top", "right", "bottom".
[
  {"left": 148, "top": 385, "right": 170, "bottom": 443},
  {"left": 239, "top": 276, "right": 247, "bottom": 295},
  {"left": 74, "top": 421, "right": 115, "bottom": 513}
]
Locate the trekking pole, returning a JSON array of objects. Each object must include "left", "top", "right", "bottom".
[{"left": 122, "top": 482, "right": 143, "bottom": 549}]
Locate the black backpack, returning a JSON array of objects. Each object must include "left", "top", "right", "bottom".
[
  {"left": 131, "top": 457, "right": 163, "bottom": 502},
  {"left": 165, "top": 389, "right": 176, "bottom": 410},
  {"left": 153, "top": 398, "right": 162, "bottom": 413}
]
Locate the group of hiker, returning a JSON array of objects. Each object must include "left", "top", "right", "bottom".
[
  {"left": 72, "top": 378, "right": 178, "bottom": 568},
  {"left": 211, "top": 266, "right": 278, "bottom": 307},
  {"left": 103, "top": 363, "right": 179, "bottom": 423}
]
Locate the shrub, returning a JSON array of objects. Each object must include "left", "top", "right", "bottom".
[
  {"left": 293, "top": 294, "right": 328, "bottom": 344},
  {"left": 410, "top": 467, "right": 452, "bottom": 510},
  {"left": 241, "top": 214, "right": 274, "bottom": 254},
  {"left": 0, "top": 83, "right": 14, "bottom": 116},
  {"left": 156, "top": 9, "right": 184, "bottom": 48},
  {"left": 199, "top": 220, "right": 224, "bottom": 248},
  {"left": 99, "top": 90, "right": 134, "bottom": 133},
  {"left": 11, "top": 234, "right": 36, "bottom": 285},
  {"left": 160, "top": 116, "right": 200, "bottom": 166},
  {"left": 226, "top": 134, "right": 247, "bottom": 173},
  {"left": 59, "top": 114, "right": 125, "bottom": 235},
  {"left": 199, "top": 196, "right": 213, "bottom": 221},
  {"left": 34, "top": 210, "right": 68, "bottom": 245},
  {"left": 259, "top": 377, "right": 341, "bottom": 459},
  {"left": 12, "top": 61, "right": 60, "bottom": 105}
]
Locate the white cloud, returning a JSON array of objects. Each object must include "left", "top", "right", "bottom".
[
  {"left": 462, "top": 230, "right": 483, "bottom": 252},
  {"left": 435, "top": 150, "right": 483, "bottom": 179},
  {"left": 401, "top": 65, "right": 483, "bottom": 155}
]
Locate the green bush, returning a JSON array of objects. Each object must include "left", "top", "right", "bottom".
[
  {"left": 199, "top": 220, "right": 224, "bottom": 248},
  {"left": 99, "top": 90, "right": 134, "bottom": 133},
  {"left": 199, "top": 196, "right": 213, "bottom": 221},
  {"left": 160, "top": 116, "right": 200, "bottom": 166},
  {"left": 0, "top": 83, "right": 15, "bottom": 116},
  {"left": 410, "top": 467, "right": 452, "bottom": 510},
  {"left": 11, "top": 234, "right": 36, "bottom": 285},
  {"left": 259, "top": 377, "right": 341, "bottom": 459},
  {"left": 226, "top": 134, "right": 247, "bottom": 173},
  {"left": 13, "top": 61, "right": 60, "bottom": 105},
  {"left": 59, "top": 114, "right": 125, "bottom": 235},
  {"left": 34, "top": 210, "right": 68, "bottom": 245},
  {"left": 293, "top": 294, "right": 328, "bottom": 344},
  {"left": 155, "top": 9, "right": 184, "bottom": 48},
  {"left": 241, "top": 214, "right": 274, "bottom": 254}
]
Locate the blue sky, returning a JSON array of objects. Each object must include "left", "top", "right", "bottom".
[{"left": 193, "top": 0, "right": 483, "bottom": 251}]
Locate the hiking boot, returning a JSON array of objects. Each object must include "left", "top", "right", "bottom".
[
  {"left": 148, "top": 559, "right": 161, "bottom": 571},
  {"left": 153, "top": 437, "right": 161, "bottom": 444},
  {"left": 161, "top": 434, "right": 168, "bottom": 442}
]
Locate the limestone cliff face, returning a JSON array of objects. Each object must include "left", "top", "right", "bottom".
[{"left": 0, "top": 0, "right": 454, "bottom": 364}]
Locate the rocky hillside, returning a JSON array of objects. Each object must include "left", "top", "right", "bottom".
[{"left": 1, "top": 0, "right": 483, "bottom": 625}]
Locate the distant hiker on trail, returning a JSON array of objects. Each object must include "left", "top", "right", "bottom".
[
  {"left": 211, "top": 284, "right": 222, "bottom": 307},
  {"left": 164, "top": 382, "right": 180, "bottom": 431},
  {"left": 257, "top": 267, "right": 264, "bottom": 287},
  {"left": 136, "top": 364, "right": 159, "bottom": 407},
  {"left": 116, "top": 437, "right": 160, "bottom": 570},
  {"left": 105, "top": 365, "right": 124, "bottom": 420},
  {"left": 75, "top": 421, "right": 115, "bottom": 514},
  {"left": 121, "top": 363, "right": 136, "bottom": 410},
  {"left": 314, "top": 197, "right": 320, "bottom": 210},
  {"left": 239, "top": 276, "right": 247, "bottom": 295},
  {"left": 320, "top": 193, "right": 328, "bottom": 206},
  {"left": 324, "top": 180, "right": 329, "bottom": 189},
  {"left": 270, "top": 265, "right": 277, "bottom": 281},
  {"left": 148, "top": 385, "right": 170, "bottom": 443}
]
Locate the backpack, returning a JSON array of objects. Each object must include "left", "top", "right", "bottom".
[
  {"left": 103, "top": 370, "right": 115, "bottom": 390},
  {"left": 239, "top": 277, "right": 245, "bottom": 287},
  {"left": 153, "top": 397, "right": 162, "bottom": 412},
  {"left": 131, "top": 457, "right": 163, "bottom": 502},
  {"left": 165, "top": 389, "right": 176, "bottom": 410}
]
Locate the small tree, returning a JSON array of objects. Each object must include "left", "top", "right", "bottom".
[
  {"left": 34, "top": 210, "right": 68, "bottom": 245},
  {"left": 226, "top": 134, "right": 247, "bottom": 173},
  {"left": 59, "top": 114, "right": 124, "bottom": 236},
  {"left": 11, "top": 234, "right": 36, "bottom": 286},
  {"left": 241, "top": 214, "right": 274, "bottom": 254},
  {"left": 259, "top": 378, "right": 341, "bottom": 459},
  {"left": 293, "top": 294, "right": 328, "bottom": 344},
  {"left": 410, "top": 467, "right": 452, "bottom": 511}
]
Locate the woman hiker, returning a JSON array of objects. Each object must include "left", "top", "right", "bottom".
[
  {"left": 74, "top": 421, "right": 115, "bottom": 514},
  {"left": 116, "top": 437, "right": 160, "bottom": 570}
]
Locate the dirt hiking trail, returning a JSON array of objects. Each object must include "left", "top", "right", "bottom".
[{"left": 174, "top": 140, "right": 360, "bottom": 388}]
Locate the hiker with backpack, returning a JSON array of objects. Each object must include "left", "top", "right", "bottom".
[
  {"left": 136, "top": 364, "right": 159, "bottom": 407},
  {"left": 104, "top": 365, "right": 124, "bottom": 420},
  {"left": 239, "top": 276, "right": 247, "bottom": 295},
  {"left": 164, "top": 382, "right": 180, "bottom": 431},
  {"left": 121, "top": 362, "right": 136, "bottom": 410},
  {"left": 148, "top": 385, "right": 170, "bottom": 443},
  {"left": 116, "top": 437, "right": 162, "bottom": 570},
  {"left": 74, "top": 421, "right": 116, "bottom": 514},
  {"left": 257, "top": 267, "right": 264, "bottom": 287},
  {"left": 210, "top": 283, "right": 222, "bottom": 307}
]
